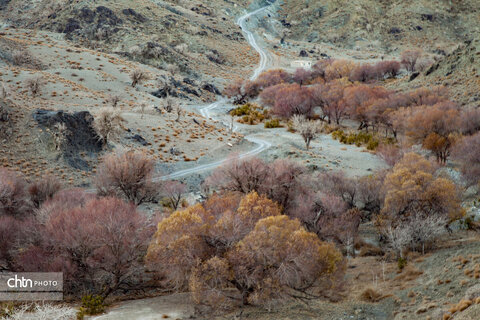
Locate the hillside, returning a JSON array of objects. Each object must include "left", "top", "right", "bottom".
[{"left": 277, "top": 0, "right": 480, "bottom": 55}]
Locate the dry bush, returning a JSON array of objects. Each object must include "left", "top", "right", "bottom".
[
  {"left": 394, "top": 265, "right": 424, "bottom": 282},
  {"left": 95, "top": 150, "right": 159, "bottom": 205},
  {"left": 27, "top": 175, "right": 62, "bottom": 209},
  {"left": 24, "top": 76, "right": 44, "bottom": 97},
  {"left": 130, "top": 68, "right": 148, "bottom": 87},
  {"left": 4, "top": 303, "right": 77, "bottom": 320},
  {"left": 93, "top": 107, "right": 124, "bottom": 146},
  {"left": 382, "top": 153, "right": 464, "bottom": 222},
  {"left": 360, "top": 288, "right": 389, "bottom": 302},
  {"left": 107, "top": 94, "right": 121, "bottom": 108},
  {"left": 291, "top": 115, "right": 322, "bottom": 150}
]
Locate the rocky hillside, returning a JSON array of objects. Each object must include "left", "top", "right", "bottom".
[
  {"left": 0, "top": 0, "right": 261, "bottom": 90},
  {"left": 277, "top": 0, "right": 480, "bottom": 55},
  {"left": 415, "top": 38, "right": 480, "bottom": 106}
]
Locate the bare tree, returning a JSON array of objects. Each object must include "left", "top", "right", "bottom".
[
  {"left": 174, "top": 104, "right": 184, "bottom": 122},
  {"left": 163, "top": 97, "right": 175, "bottom": 113},
  {"left": 162, "top": 180, "right": 186, "bottom": 210},
  {"left": 93, "top": 107, "right": 125, "bottom": 147},
  {"left": 130, "top": 69, "right": 148, "bottom": 87},
  {"left": 401, "top": 50, "right": 421, "bottom": 73},
  {"left": 291, "top": 115, "right": 322, "bottom": 150},
  {"left": 25, "top": 76, "right": 43, "bottom": 97},
  {"left": 52, "top": 122, "right": 68, "bottom": 151}
]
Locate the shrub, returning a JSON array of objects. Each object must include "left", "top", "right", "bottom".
[
  {"left": 360, "top": 288, "right": 388, "bottom": 302},
  {"left": 93, "top": 107, "right": 125, "bottom": 146},
  {"left": 382, "top": 153, "right": 464, "bottom": 223},
  {"left": 130, "top": 68, "right": 148, "bottom": 87},
  {"left": 77, "top": 295, "right": 105, "bottom": 318},
  {"left": 24, "top": 76, "right": 43, "bottom": 97},
  {"left": 95, "top": 151, "right": 159, "bottom": 205},
  {"left": 452, "top": 132, "right": 480, "bottom": 186},
  {"left": 264, "top": 118, "right": 281, "bottom": 128}
]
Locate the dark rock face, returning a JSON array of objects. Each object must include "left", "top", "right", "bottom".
[
  {"left": 202, "top": 83, "right": 221, "bottom": 95},
  {"left": 0, "top": 0, "right": 11, "bottom": 10},
  {"left": 61, "top": 6, "right": 123, "bottom": 39},
  {"left": 409, "top": 71, "right": 420, "bottom": 81},
  {"left": 299, "top": 49, "right": 308, "bottom": 57},
  {"left": 126, "top": 134, "right": 148, "bottom": 146},
  {"left": 33, "top": 109, "right": 103, "bottom": 170},
  {"left": 122, "top": 8, "right": 147, "bottom": 23}
]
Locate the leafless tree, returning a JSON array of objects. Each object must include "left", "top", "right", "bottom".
[
  {"left": 291, "top": 115, "right": 322, "bottom": 150},
  {"left": 52, "top": 122, "right": 68, "bottom": 151},
  {"left": 401, "top": 50, "right": 421, "bottom": 73},
  {"left": 163, "top": 97, "right": 175, "bottom": 113},
  {"left": 130, "top": 69, "right": 148, "bottom": 87},
  {"left": 95, "top": 151, "right": 159, "bottom": 205},
  {"left": 174, "top": 104, "right": 184, "bottom": 122},
  {"left": 25, "top": 76, "right": 43, "bottom": 97},
  {"left": 93, "top": 107, "right": 125, "bottom": 147},
  {"left": 162, "top": 180, "right": 186, "bottom": 210}
]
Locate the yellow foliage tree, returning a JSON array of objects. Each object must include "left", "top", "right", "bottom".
[{"left": 382, "top": 153, "right": 464, "bottom": 222}]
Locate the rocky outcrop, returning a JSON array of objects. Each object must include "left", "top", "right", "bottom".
[{"left": 33, "top": 109, "right": 103, "bottom": 170}]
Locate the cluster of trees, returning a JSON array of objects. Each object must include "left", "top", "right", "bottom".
[
  {"left": 1, "top": 145, "right": 471, "bottom": 309},
  {"left": 0, "top": 150, "right": 189, "bottom": 298},
  {"left": 203, "top": 153, "right": 464, "bottom": 257}
]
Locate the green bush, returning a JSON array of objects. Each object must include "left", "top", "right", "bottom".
[
  {"left": 77, "top": 295, "right": 105, "bottom": 319},
  {"left": 264, "top": 118, "right": 281, "bottom": 128},
  {"left": 230, "top": 103, "right": 253, "bottom": 116},
  {"left": 331, "top": 129, "right": 380, "bottom": 150},
  {"left": 397, "top": 257, "right": 407, "bottom": 271}
]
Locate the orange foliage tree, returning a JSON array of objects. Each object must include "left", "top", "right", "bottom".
[{"left": 146, "top": 192, "right": 344, "bottom": 309}]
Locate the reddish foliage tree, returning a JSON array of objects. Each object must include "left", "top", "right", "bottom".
[
  {"left": 459, "top": 108, "right": 480, "bottom": 135},
  {"left": 401, "top": 49, "right": 421, "bottom": 72},
  {"left": 375, "top": 60, "right": 401, "bottom": 79},
  {"left": 0, "top": 215, "right": 22, "bottom": 270},
  {"left": 22, "top": 197, "right": 153, "bottom": 297},
  {"left": 349, "top": 64, "right": 378, "bottom": 82},
  {"left": 271, "top": 83, "right": 314, "bottom": 118},
  {"left": 402, "top": 102, "right": 460, "bottom": 163},
  {"left": 0, "top": 168, "right": 30, "bottom": 216},
  {"left": 452, "top": 132, "right": 480, "bottom": 186},
  {"left": 293, "top": 68, "right": 313, "bottom": 85},
  {"left": 27, "top": 175, "right": 62, "bottom": 209},
  {"left": 255, "top": 69, "right": 291, "bottom": 89},
  {"left": 259, "top": 83, "right": 289, "bottom": 107}
]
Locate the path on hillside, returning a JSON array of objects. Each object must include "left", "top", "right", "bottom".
[{"left": 157, "top": 5, "right": 274, "bottom": 181}]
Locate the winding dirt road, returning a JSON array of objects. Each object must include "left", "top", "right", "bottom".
[{"left": 158, "top": 4, "right": 273, "bottom": 181}]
